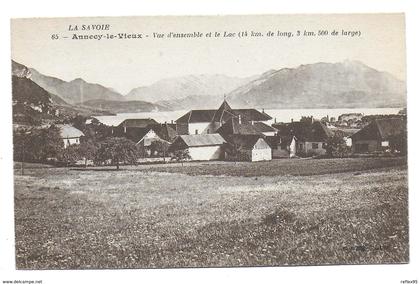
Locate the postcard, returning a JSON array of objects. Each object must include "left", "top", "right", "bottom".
[{"left": 10, "top": 14, "right": 408, "bottom": 269}]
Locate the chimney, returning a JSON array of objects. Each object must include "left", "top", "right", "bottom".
[
  {"left": 238, "top": 115, "right": 242, "bottom": 124},
  {"left": 262, "top": 108, "right": 265, "bottom": 113},
  {"left": 124, "top": 125, "right": 127, "bottom": 133},
  {"left": 274, "top": 118, "right": 277, "bottom": 123},
  {"left": 311, "top": 116, "right": 314, "bottom": 123},
  {"left": 291, "top": 118, "right": 294, "bottom": 123},
  {"left": 171, "top": 120, "right": 174, "bottom": 124}
]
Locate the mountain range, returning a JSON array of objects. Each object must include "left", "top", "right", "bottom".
[
  {"left": 226, "top": 61, "right": 406, "bottom": 109},
  {"left": 126, "top": 74, "right": 255, "bottom": 104},
  {"left": 12, "top": 59, "right": 406, "bottom": 115},
  {"left": 29, "top": 68, "right": 125, "bottom": 104}
]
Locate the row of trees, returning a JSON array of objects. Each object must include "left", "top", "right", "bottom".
[
  {"left": 13, "top": 124, "right": 142, "bottom": 169},
  {"left": 14, "top": 122, "right": 192, "bottom": 170}
]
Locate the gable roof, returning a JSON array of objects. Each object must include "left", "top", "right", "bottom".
[
  {"left": 154, "top": 123, "right": 178, "bottom": 142},
  {"left": 123, "top": 123, "right": 177, "bottom": 144},
  {"left": 265, "top": 135, "right": 296, "bottom": 149},
  {"left": 176, "top": 101, "right": 272, "bottom": 124},
  {"left": 351, "top": 118, "right": 406, "bottom": 141},
  {"left": 176, "top": 110, "right": 216, "bottom": 123},
  {"left": 212, "top": 100, "right": 235, "bottom": 123},
  {"left": 57, "top": 124, "right": 84, "bottom": 138},
  {"left": 232, "top": 109, "right": 272, "bottom": 122},
  {"left": 217, "top": 118, "right": 262, "bottom": 137},
  {"left": 225, "top": 134, "right": 271, "bottom": 150},
  {"left": 123, "top": 127, "right": 152, "bottom": 143},
  {"left": 253, "top": 122, "right": 277, "bottom": 133},
  {"left": 272, "top": 121, "right": 333, "bottom": 142},
  {"left": 169, "top": 134, "right": 226, "bottom": 151},
  {"left": 118, "top": 118, "right": 159, "bottom": 128}
]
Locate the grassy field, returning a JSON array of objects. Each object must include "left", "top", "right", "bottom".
[
  {"left": 139, "top": 156, "right": 407, "bottom": 177},
  {"left": 14, "top": 157, "right": 408, "bottom": 269}
]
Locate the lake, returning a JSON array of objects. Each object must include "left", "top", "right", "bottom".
[{"left": 93, "top": 108, "right": 403, "bottom": 126}]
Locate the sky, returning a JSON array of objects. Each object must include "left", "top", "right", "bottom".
[{"left": 11, "top": 14, "right": 406, "bottom": 94}]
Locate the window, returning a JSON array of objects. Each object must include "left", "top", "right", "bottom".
[
  {"left": 312, "top": 143, "right": 319, "bottom": 149},
  {"left": 322, "top": 143, "right": 327, "bottom": 149},
  {"left": 299, "top": 144, "right": 304, "bottom": 150},
  {"left": 281, "top": 143, "right": 287, "bottom": 150}
]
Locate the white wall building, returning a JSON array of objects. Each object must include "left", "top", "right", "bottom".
[
  {"left": 57, "top": 124, "right": 84, "bottom": 148},
  {"left": 169, "top": 133, "right": 226, "bottom": 161}
]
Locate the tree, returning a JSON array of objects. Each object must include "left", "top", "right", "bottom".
[
  {"left": 39, "top": 125, "right": 64, "bottom": 161},
  {"left": 326, "top": 132, "right": 350, "bottom": 158},
  {"left": 59, "top": 144, "right": 82, "bottom": 165},
  {"left": 13, "top": 125, "right": 63, "bottom": 163},
  {"left": 84, "top": 118, "right": 113, "bottom": 141},
  {"left": 96, "top": 137, "right": 138, "bottom": 170},
  {"left": 78, "top": 139, "right": 99, "bottom": 167},
  {"left": 172, "top": 149, "right": 191, "bottom": 166},
  {"left": 150, "top": 140, "right": 170, "bottom": 161}
]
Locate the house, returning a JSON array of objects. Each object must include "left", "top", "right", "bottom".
[
  {"left": 57, "top": 124, "right": 84, "bottom": 148},
  {"left": 168, "top": 133, "right": 226, "bottom": 161},
  {"left": 216, "top": 118, "right": 263, "bottom": 137},
  {"left": 224, "top": 134, "right": 272, "bottom": 162},
  {"left": 215, "top": 117, "right": 277, "bottom": 161},
  {"left": 252, "top": 122, "right": 278, "bottom": 136},
  {"left": 113, "top": 119, "right": 177, "bottom": 156},
  {"left": 266, "top": 135, "right": 297, "bottom": 158},
  {"left": 351, "top": 118, "right": 407, "bottom": 153},
  {"left": 175, "top": 100, "right": 272, "bottom": 135},
  {"left": 124, "top": 123, "right": 177, "bottom": 156},
  {"left": 113, "top": 118, "right": 159, "bottom": 136},
  {"left": 272, "top": 120, "right": 333, "bottom": 157}
]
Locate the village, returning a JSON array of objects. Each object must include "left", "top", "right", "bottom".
[
  {"left": 12, "top": 98, "right": 409, "bottom": 269},
  {"left": 44, "top": 100, "right": 406, "bottom": 168}
]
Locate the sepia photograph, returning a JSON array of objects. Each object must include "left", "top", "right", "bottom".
[{"left": 9, "top": 13, "right": 409, "bottom": 271}]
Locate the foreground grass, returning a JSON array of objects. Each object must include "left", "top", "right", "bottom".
[
  {"left": 14, "top": 159, "right": 408, "bottom": 269},
  {"left": 139, "top": 156, "right": 407, "bottom": 177}
]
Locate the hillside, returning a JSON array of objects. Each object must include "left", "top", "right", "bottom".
[
  {"left": 79, "top": 99, "right": 170, "bottom": 113},
  {"left": 227, "top": 61, "right": 406, "bottom": 109},
  {"left": 29, "top": 68, "right": 125, "bottom": 104},
  {"left": 11, "top": 61, "right": 115, "bottom": 123},
  {"left": 125, "top": 74, "right": 255, "bottom": 104}
]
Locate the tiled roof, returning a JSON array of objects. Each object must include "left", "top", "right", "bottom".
[
  {"left": 217, "top": 119, "right": 262, "bottom": 137},
  {"left": 253, "top": 122, "right": 277, "bottom": 133},
  {"left": 118, "top": 118, "right": 159, "bottom": 128},
  {"left": 174, "top": 133, "right": 226, "bottom": 148},
  {"left": 272, "top": 121, "right": 333, "bottom": 142},
  {"left": 123, "top": 127, "right": 151, "bottom": 143},
  {"left": 176, "top": 110, "right": 216, "bottom": 123},
  {"left": 225, "top": 134, "right": 270, "bottom": 150},
  {"left": 154, "top": 123, "right": 178, "bottom": 142},
  {"left": 124, "top": 124, "right": 177, "bottom": 144},
  {"left": 212, "top": 100, "right": 236, "bottom": 123},
  {"left": 232, "top": 109, "right": 272, "bottom": 122},
  {"left": 176, "top": 101, "right": 272, "bottom": 123},
  {"left": 352, "top": 118, "right": 406, "bottom": 140}
]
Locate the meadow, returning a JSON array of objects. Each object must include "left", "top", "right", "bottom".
[{"left": 14, "top": 157, "right": 408, "bottom": 269}]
